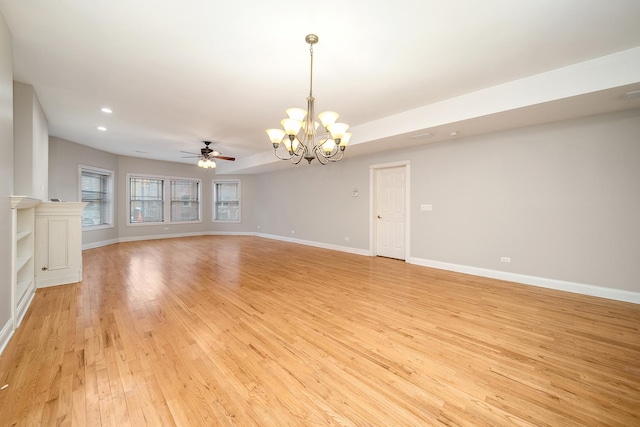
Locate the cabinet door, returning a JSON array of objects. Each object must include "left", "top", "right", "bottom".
[{"left": 36, "top": 217, "right": 70, "bottom": 272}]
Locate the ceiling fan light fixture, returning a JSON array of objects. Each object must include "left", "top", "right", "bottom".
[
  {"left": 198, "top": 158, "right": 216, "bottom": 169},
  {"left": 186, "top": 141, "right": 235, "bottom": 168},
  {"left": 266, "top": 34, "right": 350, "bottom": 165}
]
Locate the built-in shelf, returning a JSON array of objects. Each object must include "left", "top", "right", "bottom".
[
  {"left": 16, "top": 255, "right": 31, "bottom": 272},
  {"left": 10, "top": 196, "right": 41, "bottom": 330},
  {"left": 16, "top": 279, "right": 33, "bottom": 301},
  {"left": 16, "top": 230, "right": 32, "bottom": 242}
]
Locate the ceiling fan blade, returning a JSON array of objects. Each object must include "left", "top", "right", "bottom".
[
  {"left": 181, "top": 155, "right": 200, "bottom": 158},
  {"left": 212, "top": 155, "right": 236, "bottom": 161},
  {"left": 179, "top": 150, "right": 198, "bottom": 154}
]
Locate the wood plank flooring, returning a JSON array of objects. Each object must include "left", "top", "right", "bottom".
[{"left": 0, "top": 236, "right": 639, "bottom": 426}]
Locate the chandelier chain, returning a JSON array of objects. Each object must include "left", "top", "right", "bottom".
[{"left": 309, "top": 42, "right": 314, "bottom": 98}]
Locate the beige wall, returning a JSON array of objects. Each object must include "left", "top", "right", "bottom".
[{"left": 0, "top": 12, "right": 13, "bottom": 341}]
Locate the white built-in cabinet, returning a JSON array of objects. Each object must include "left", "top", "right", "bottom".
[
  {"left": 34, "top": 202, "right": 86, "bottom": 288},
  {"left": 9, "top": 198, "right": 86, "bottom": 330},
  {"left": 10, "top": 196, "right": 40, "bottom": 328}
]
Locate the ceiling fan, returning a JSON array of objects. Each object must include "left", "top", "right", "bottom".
[{"left": 181, "top": 141, "right": 235, "bottom": 168}]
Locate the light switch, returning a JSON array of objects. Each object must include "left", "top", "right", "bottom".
[{"left": 420, "top": 204, "right": 433, "bottom": 211}]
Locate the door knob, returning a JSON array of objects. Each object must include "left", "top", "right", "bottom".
[{"left": 377, "top": 215, "right": 381, "bottom": 219}]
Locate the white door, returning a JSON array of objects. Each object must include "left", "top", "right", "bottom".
[{"left": 375, "top": 166, "right": 406, "bottom": 260}]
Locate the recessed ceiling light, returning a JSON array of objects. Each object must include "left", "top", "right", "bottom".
[
  {"left": 449, "top": 131, "right": 459, "bottom": 137},
  {"left": 97, "top": 126, "right": 107, "bottom": 131},
  {"left": 101, "top": 107, "right": 113, "bottom": 113}
]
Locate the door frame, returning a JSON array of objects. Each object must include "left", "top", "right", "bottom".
[{"left": 369, "top": 161, "right": 410, "bottom": 260}]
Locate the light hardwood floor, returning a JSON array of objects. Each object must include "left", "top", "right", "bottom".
[{"left": 0, "top": 236, "right": 639, "bottom": 426}]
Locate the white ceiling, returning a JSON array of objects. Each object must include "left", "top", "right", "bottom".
[{"left": 1, "top": 0, "right": 640, "bottom": 174}]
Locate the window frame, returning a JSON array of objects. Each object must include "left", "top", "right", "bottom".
[
  {"left": 213, "top": 179, "right": 241, "bottom": 223},
  {"left": 78, "top": 165, "right": 115, "bottom": 231},
  {"left": 127, "top": 173, "right": 202, "bottom": 226},
  {"left": 169, "top": 179, "right": 201, "bottom": 223}
]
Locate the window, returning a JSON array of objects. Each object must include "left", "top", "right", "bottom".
[
  {"left": 79, "top": 166, "right": 114, "bottom": 229},
  {"left": 213, "top": 180, "right": 241, "bottom": 222},
  {"left": 128, "top": 174, "right": 201, "bottom": 225},
  {"left": 170, "top": 180, "right": 200, "bottom": 222},
  {"left": 130, "top": 177, "right": 164, "bottom": 223}
]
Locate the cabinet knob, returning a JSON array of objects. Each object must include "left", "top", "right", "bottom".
[{"left": 41, "top": 267, "right": 48, "bottom": 271}]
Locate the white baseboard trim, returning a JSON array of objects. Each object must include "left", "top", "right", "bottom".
[
  {"left": 80, "top": 234, "right": 637, "bottom": 304},
  {"left": 83, "top": 231, "right": 371, "bottom": 257},
  {"left": 256, "top": 233, "right": 371, "bottom": 257},
  {"left": 207, "top": 231, "right": 257, "bottom": 236},
  {"left": 36, "top": 274, "right": 82, "bottom": 289},
  {"left": 408, "top": 257, "right": 640, "bottom": 304},
  {"left": 83, "top": 232, "right": 208, "bottom": 250},
  {"left": 83, "top": 238, "right": 119, "bottom": 250},
  {"left": 0, "top": 318, "right": 14, "bottom": 357},
  {"left": 15, "top": 287, "right": 35, "bottom": 326},
  {"left": 118, "top": 231, "right": 207, "bottom": 244}
]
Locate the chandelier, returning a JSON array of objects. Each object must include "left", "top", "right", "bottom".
[{"left": 266, "top": 34, "right": 351, "bottom": 164}]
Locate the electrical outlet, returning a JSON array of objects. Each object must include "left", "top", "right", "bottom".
[
  {"left": 344, "top": 237, "right": 350, "bottom": 241},
  {"left": 164, "top": 227, "right": 169, "bottom": 231},
  {"left": 420, "top": 204, "right": 433, "bottom": 211},
  {"left": 501, "top": 257, "right": 511, "bottom": 263}
]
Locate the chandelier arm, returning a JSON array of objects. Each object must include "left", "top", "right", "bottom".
[
  {"left": 311, "top": 145, "right": 332, "bottom": 165},
  {"left": 316, "top": 146, "right": 344, "bottom": 162},
  {"left": 314, "top": 141, "right": 341, "bottom": 159},
  {"left": 315, "top": 151, "right": 329, "bottom": 165},
  {"left": 326, "top": 152, "right": 345, "bottom": 162},
  {"left": 273, "top": 147, "right": 301, "bottom": 161},
  {"left": 291, "top": 153, "right": 305, "bottom": 164},
  {"left": 273, "top": 150, "right": 294, "bottom": 161}
]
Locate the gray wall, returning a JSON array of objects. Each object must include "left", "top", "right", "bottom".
[
  {"left": 255, "top": 109, "right": 640, "bottom": 293},
  {"left": 46, "top": 108, "right": 639, "bottom": 295},
  {"left": 254, "top": 159, "right": 370, "bottom": 247},
  {"left": 408, "top": 110, "right": 640, "bottom": 292},
  {"left": 49, "top": 136, "right": 119, "bottom": 246},
  {"left": 48, "top": 139, "right": 258, "bottom": 245},
  {"left": 0, "top": 13, "right": 13, "bottom": 338},
  {"left": 116, "top": 155, "right": 218, "bottom": 240}
]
